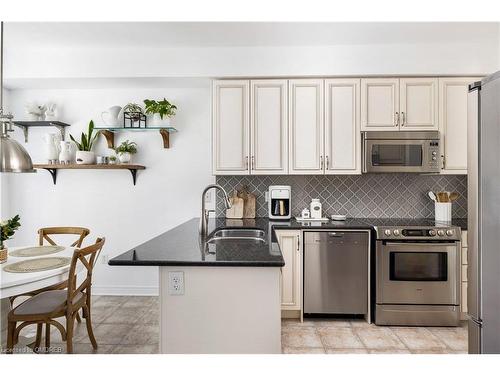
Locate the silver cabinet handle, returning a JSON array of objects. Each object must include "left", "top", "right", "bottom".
[
  {"left": 320, "top": 155, "right": 324, "bottom": 169},
  {"left": 251, "top": 156, "right": 255, "bottom": 170},
  {"left": 297, "top": 235, "right": 300, "bottom": 252},
  {"left": 326, "top": 155, "right": 330, "bottom": 170},
  {"left": 401, "top": 112, "right": 406, "bottom": 126},
  {"left": 395, "top": 112, "right": 400, "bottom": 127},
  {"left": 245, "top": 156, "right": 249, "bottom": 170}
]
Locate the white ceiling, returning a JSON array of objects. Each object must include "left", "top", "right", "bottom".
[{"left": 5, "top": 22, "right": 499, "bottom": 48}]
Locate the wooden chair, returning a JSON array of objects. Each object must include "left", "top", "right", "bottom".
[
  {"left": 9, "top": 227, "right": 90, "bottom": 313},
  {"left": 6, "top": 238, "right": 105, "bottom": 354}
]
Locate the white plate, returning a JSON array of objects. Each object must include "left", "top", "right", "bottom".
[{"left": 331, "top": 214, "right": 347, "bottom": 221}]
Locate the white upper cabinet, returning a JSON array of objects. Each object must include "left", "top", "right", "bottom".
[
  {"left": 324, "top": 79, "right": 361, "bottom": 174},
  {"left": 288, "top": 79, "right": 324, "bottom": 174},
  {"left": 399, "top": 78, "right": 438, "bottom": 131},
  {"left": 361, "top": 78, "right": 399, "bottom": 131},
  {"left": 439, "top": 77, "right": 480, "bottom": 174},
  {"left": 250, "top": 80, "right": 288, "bottom": 174},
  {"left": 212, "top": 80, "right": 250, "bottom": 175}
]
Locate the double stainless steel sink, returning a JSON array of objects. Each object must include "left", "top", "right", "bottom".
[{"left": 206, "top": 228, "right": 266, "bottom": 244}]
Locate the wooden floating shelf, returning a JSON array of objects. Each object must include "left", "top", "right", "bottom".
[
  {"left": 13, "top": 121, "right": 71, "bottom": 142},
  {"left": 95, "top": 126, "right": 177, "bottom": 149},
  {"left": 33, "top": 164, "right": 146, "bottom": 185}
]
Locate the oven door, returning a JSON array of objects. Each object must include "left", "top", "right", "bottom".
[
  {"left": 364, "top": 139, "right": 431, "bottom": 173},
  {"left": 376, "top": 241, "right": 459, "bottom": 305}
]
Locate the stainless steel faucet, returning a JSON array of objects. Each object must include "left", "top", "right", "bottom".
[{"left": 199, "top": 184, "right": 232, "bottom": 237}]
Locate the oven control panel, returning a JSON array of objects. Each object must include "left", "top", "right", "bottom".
[{"left": 376, "top": 226, "right": 460, "bottom": 241}]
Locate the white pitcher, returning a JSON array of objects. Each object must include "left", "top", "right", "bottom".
[{"left": 101, "top": 106, "right": 122, "bottom": 127}]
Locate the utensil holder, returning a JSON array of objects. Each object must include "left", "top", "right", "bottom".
[
  {"left": 0, "top": 247, "right": 7, "bottom": 264},
  {"left": 435, "top": 202, "right": 452, "bottom": 223}
]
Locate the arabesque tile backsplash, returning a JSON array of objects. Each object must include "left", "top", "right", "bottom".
[{"left": 215, "top": 174, "right": 467, "bottom": 219}]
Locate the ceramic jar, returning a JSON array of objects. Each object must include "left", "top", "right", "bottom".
[
  {"left": 59, "top": 141, "right": 72, "bottom": 164},
  {"left": 310, "top": 199, "right": 322, "bottom": 219},
  {"left": 44, "top": 134, "right": 59, "bottom": 163},
  {"left": 0, "top": 246, "right": 7, "bottom": 264}
]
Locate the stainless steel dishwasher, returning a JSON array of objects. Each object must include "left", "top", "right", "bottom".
[{"left": 304, "top": 231, "right": 369, "bottom": 315}]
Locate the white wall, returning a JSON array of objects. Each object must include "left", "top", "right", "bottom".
[
  {"left": 4, "top": 43, "right": 498, "bottom": 81},
  {"left": 4, "top": 87, "right": 214, "bottom": 295}
]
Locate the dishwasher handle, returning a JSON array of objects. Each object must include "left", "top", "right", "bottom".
[{"left": 328, "top": 232, "right": 344, "bottom": 237}]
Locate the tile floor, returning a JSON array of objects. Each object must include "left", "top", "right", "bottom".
[{"left": 6, "top": 296, "right": 468, "bottom": 354}]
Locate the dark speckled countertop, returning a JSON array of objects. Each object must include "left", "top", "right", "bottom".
[{"left": 108, "top": 217, "right": 466, "bottom": 267}]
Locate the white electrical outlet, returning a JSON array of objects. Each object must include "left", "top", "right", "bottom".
[
  {"left": 168, "top": 271, "right": 184, "bottom": 295},
  {"left": 205, "top": 191, "right": 212, "bottom": 203},
  {"left": 264, "top": 191, "right": 269, "bottom": 202},
  {"left": 100, "top": 255, "right": 109, "bottom": 264}
]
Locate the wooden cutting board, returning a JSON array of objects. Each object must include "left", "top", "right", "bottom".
[
  {"left": 238, "top": 188, "right": 256, "bottom": 219},
  {"left": 226, "top": 191, "right": 244, "bottom": 219}
]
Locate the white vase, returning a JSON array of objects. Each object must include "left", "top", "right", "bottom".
[
  {"left": 59, "top": 141, "right": 72, "bottom": 164},
  {"left": 43, "top": 134, "right": 59, "bottom": 162},
  {"left": 76, "top": 151, "right": 96, "bottom": 165},
  {"left": 118, "top": 152, "right": 131, "bottom": 164}
]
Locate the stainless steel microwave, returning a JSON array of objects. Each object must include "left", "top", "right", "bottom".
[{"left": 362, "top": 131, "right": 441, "bottom": 173}]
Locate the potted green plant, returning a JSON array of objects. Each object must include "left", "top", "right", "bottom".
[
  {"left": 108, "top": 155, "right": 117, "bottom": 165},
  {"left": 69, "top": 120, "right": 99, "bottom": 164},
  {"left": 143, "top": 98, "right": 177, "bottom": 126},
  {"left": 115, "top": 140, "right": 137, "bottom": 163},
  {"left": 1, "top": 215, "right": 21, "bottom": 264}
]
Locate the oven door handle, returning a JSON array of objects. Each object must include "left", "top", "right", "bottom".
[{"left": 384, "top": 242, "right": 457, "bottom": 249}]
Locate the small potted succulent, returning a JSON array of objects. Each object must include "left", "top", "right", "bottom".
[
  {"left": 108, "top": 155, "right": 117, "bottom": 165},
  {"left": 1, "top": 215, "right": 21, "bottom": 264},
  {"left": 69, "top": 120, "right": 99, "bottom": 164},
  {"left": 144, "top": 98, "right": 177, "bottom": 126},
  {"left": 115, "top": 140, "right": 137, "bottom": 164}
]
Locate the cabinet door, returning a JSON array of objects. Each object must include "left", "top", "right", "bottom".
[
  {"left": 324, "top": 79, "right": 361, "bottom": 174},
  {"left": 400, "top": 78, "right": 438, "bottom": 131},
  {"left": 276, "top": 230, "right": 301, "bottom": 311},
  {"left": 212, "top": 80, "right": 250, "bottom": 175},
  {"left": 250, "top": 80, "right": 288, "bottom": 174},
  {"left": 288, "top": 79, "right": 324, "bottom": 174},
  {"left": 361, "top": 78, "right": 399, "bottom": 131},
  {"left": 439, "top": 77, "right": 480, "bottom": 174}
]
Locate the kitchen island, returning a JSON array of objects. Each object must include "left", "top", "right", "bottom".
[{"left": 109, "top": 218, "right": 285, "bottom": 354}]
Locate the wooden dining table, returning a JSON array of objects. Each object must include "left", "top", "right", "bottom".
[{"left": 0, "top": 245, "right": 78, "bottom": 349}]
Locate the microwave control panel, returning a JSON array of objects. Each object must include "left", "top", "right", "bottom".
[{"left": 428, "top": 141, "right": 440, "bottom": 169}]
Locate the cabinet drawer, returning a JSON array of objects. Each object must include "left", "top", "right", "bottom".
[
  {"left": 461, "top": 246, "right": 468, "bottom": 265},
  {"left": 461, "top": 282, "right": 468, "bottom": 313},
  {"left": 461, "top": 264, "right": 468, "bottom": 282},
  {"left": 461, "top": 231, "right": 467, "bottom": 247}
]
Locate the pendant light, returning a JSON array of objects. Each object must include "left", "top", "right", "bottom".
[{"left": 0, "top": 21, "right": 36, "bottom": 173}]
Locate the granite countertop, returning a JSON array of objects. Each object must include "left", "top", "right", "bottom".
[
  {"left": 109, "top": 216, "right": 467, "bottom": 268},
  {"left": 109, "top": 217, "right": 286, "bottom": 267}
]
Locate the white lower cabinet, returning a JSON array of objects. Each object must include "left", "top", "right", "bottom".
[{"left": 276, "top": 230, "right": 302, "bottom": 313}]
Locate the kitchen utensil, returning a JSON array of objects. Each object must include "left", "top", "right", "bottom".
[
  {"left": 449, "top": 192, "right": 459, "bottom": 202},
  {"left": 331, "top": 214, "right": 347, "bottom": 221},
  {"left": 437, "top": 192, "right": 449, "bottom": 203},
  {"left": 428, "top": 191, "right": 437, "bottom": 202},
  {"left": 225, "top": 190, "right": 244, "bottom": 219}
]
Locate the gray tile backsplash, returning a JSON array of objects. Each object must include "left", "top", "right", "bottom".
[{"left": 215, "top": 174, "right": 467, "bottom": 219}]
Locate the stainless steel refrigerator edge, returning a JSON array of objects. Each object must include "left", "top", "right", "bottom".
[{"left": 467, "top": 71, "right": 500, "bottom": 354}]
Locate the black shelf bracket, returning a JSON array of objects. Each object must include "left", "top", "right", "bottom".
[
  {"left": 129, "top": 169, "right": 138, "bottom": 185},
  {"left": 43, "top": 168, "right": 58, "bottom": 185}
]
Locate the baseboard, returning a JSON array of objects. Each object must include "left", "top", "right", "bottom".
[{"left": 92, "top": 285, "right": 159, "bottom": 296}]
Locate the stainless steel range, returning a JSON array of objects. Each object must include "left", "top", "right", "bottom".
[{"left": 374, "top": 220, "right": 461, "bottom": 327}]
